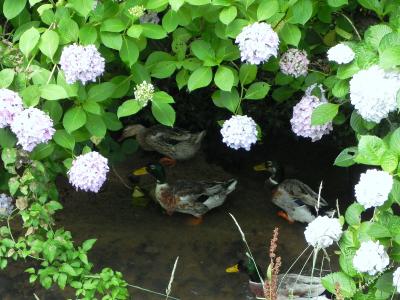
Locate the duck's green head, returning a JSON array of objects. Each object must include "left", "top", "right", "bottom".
[
  {"left": 133, "top": 163, "right": 166, "bottom": 183},
  {"left": 226, "top": 255, "right": 263, "bottom": 283},
  {"left": 253, "top": 160, "right": 282, "bottom": 186}
]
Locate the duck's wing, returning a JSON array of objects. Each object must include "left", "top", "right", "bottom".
[
  {"left": 281, "top": 179, "right": 328, "bottom": 207},
  {"left": 277, "top": 274, "right": 325, "bottom": 298},
  {"left": 173, "top": 179, "right": 236, "bottom": 198}
]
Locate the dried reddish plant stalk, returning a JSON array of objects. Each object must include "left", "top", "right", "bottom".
[
  {"left": 263, "top": 227, "right": 282, "bottom": 300},
  {"left": 335, "top": 282, "right": 344, "bottom": 300}
]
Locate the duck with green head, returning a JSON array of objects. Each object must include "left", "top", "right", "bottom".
[
  {"left": 133, "top": 163, "right": 237, "bottom": 221},
  {"left": 226, "top": 255, "right": 328, "bottom": 299},
  {"left": 253, "top": 161, "right": 335, "bottom": 224}
]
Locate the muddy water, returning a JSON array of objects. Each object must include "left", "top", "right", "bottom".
[{"left": 1, "top": 136, "right": 353, "bottom": 299}]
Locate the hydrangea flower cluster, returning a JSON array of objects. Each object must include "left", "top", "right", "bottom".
[
  {"left": 0, "top": 193, "right": 14, "bottom": 217},
  {"left": 353, "top": 240, "right": 389, "bottom": 275},
  {"left": 68, "top": 151, "right": 109, "bottom": 193},
  {"left": 140, "top": 12, "right": 160, "bottom": 24},
  {"left": 128, "top": 5, "right": 145, "bottom": 18},
  {"left": 134, "top": 81, "right": 155, "bottom": 107},
  {"left": 220, "top": 115, "right": 257, "bottom": 151},
  {"left": 60, "top": 44, "right": 105, "bottom": 85},
  {"left": 350, "top": 65, "right": 400, "bottom": 123},
  {"left": 10, "top": 107, "right": 55, "bottom": 152},
  {"left": 304, "top": 216, "right": 342, "bottom": 249},
  {"left": 393, "top": 267, "right": 400, "bottom": 293},
  {"left": 235, "top": 22, "right": 279, "bottom": 65},
  {"left": 354, "top": 169, "right": 393, "bottom": 209},
  {"left": 290, "top": 85, "right": 333, "bottom": 142},
  {"left": 279, "top": 49, "right": 309, "bottom": 78},
  {"left": 0, "top": 88, "right": 24, "bottom": 128},
  {"left": 327, "top": 44, "right": 355, "bottom": 64}
]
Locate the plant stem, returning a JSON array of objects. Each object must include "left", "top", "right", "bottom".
[
  {"left": 340, "top": 13, "right": 362, "bottom": 41},
  {"left": 127, "top": 284, "right": 180, "bottom": 300}
]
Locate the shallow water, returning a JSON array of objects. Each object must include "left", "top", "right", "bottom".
[{"left": 1, "top": 136, "right": 353, "bottom": 299}]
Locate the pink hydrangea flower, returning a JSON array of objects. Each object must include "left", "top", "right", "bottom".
[
  {"left": 0, "top": 89, "right": 24, "bottom": 128},
  {"left": 279, "top": 48, "right": 309, "bottom": 78}
]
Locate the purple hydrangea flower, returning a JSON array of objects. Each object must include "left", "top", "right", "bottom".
[
  {"left": 235, "top": 22, "right": 279, "bottom": 65},
  {"left": 10, "top": 107, "right": 55, "bottom": 152},
  {"left": 68, "top": 151, "right": 109, "bottom": 193},
  {"left": 0, "top": 89, "right": 24, "bottom": 128},
  {"left": 279, "top": 49, "right": 309, "bottom": 78},
  {"left": 59, "top": 44, "right": 105, "bottom": 85},
  {"left": 0, "top": 193, "right": 14, "bottom": 217},
  {"left": 220, "top": 115, "right": 257, "bottom": 151},
  {"left": 290, "top": 85, "right": 333, "bottom": 142}
]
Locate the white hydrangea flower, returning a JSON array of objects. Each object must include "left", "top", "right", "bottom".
[
  {"left": 327, "top": 44, "right": 355, "bottom": 64},
  {"left": 140, "top": 12, "right": 160, "bottom": 24},
  {"left": 68, "top": 151, "right": 109, "bottom": 193},
  {"left": 10, "top": 108, "right": 55, "bottom": 152},
  {"left": 354, "top": 169, "right": 393, "bottom": 209},
  {"left": 353, "top": 240, "right": 389, "bottom": 275},
  {"left": 350, "top": 65, "right": 400, "bottom": 123},
  {"left": 0, "top": 194, "right": 14, "bottom": 217},
  {"left": 393, "top": 267, "right": 400, "bottom": 293},
  {"left": 134, "top": 81, "right": 154, "bottom": 107},
  {"left": 304, "top": 216, "right": 342, "bottom": 249},
  {"left": 235, "top": 22, "right": 279, "bottom": 65},
  {"left": 59, "top": 44, "right": 105, "bottom": 85},
  {"left": 0, "top": 89, "right": 24, "bottom": 128},
  {"left": 290, "top": 85, "right": 333, "bottom": 142},
  {"left": 220, "top": 115, "right": 257, "bottom": 151},
  {"left": 279, "top": 48, "right": 309, "bottom": 78}
]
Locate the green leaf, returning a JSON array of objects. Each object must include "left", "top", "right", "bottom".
[
  {"left": 355, "top": 135, "right": 387, "bottom": 165},
  {"left": 367, "top": 222, "right": 392, "bottom": 238},
  {"left": 151, "top": 102, "right": 175, "bottom": 126},
  {"left": 120, "top": 38, "right": 139, "bottom": 67},
  {"left": 244, "top": 82, "right": 270, "bottom": 99},
  {"left": 39, "top": 30, "right": 59, "bottom": 59},
  {"left": 19, "top": 27, "right": 40, "bottom": 57},
  {"left": 82, "top": 239, "right": 97, "bottom": 251},
  {"left": 332, "top": 80, "right": 349, "bottom": 98},
  {"left": 141, "top": 24, "right": 167, "bottom": 39},
  {"left": 327, "top": 0, "right": 348, "bottom": 7},
  {"left": 381, "top": 150, "right": 398, "bottom": 173},
  {"left": 146, "top": 0, "right": 168, "bottom": 9},
  {"left": 337, "top": 62, "right": 360, "bottom": 79},
  {"left": 169, "top": 0, "right": 184, "bottom": 10},
  {"left": 190, "top": 40, "right": 215, "bottom": 63},
  {"left": 43, "top": 101, "right": 63, "bottom": 123},
  {"left": 60, "top": 263, "right": 77, "bottom": 276},
  {"left": 63, "top": 107, "right": 87, "bottom": 133},
  {"left": 0, "top": 129, "right": 17, "bottom": 148},
  {"left": 58, "top": 17, "right": 79, "bottom": 44},
  {"left": 239, "top": 64, "right": 257, "bottom": 85},
  {"left": 311, "top": 103, "right": 339, "bottom": 125},
  {"left": 365, "top": 24, "right": 392, "bottom": 49},
  {"left": 40, "top": 84, "right": 68, "bottom": 101},
  {"left": 100, "top": 32, "right": 122, "bottom": 50},
  {"left": 0, "top": 69, "right": 15, "bottom": 88},
  {"left": 153, "top": 91, "right": 174, "bottom": 103},
  {"left": 219, "top": 6, "right": 237, "bottom": 25},
  {"left": 257, "top": 0, "right": 279, "bottom": 21},
  {"left": 334, "top": 147, "right": 357, "bottom": 167},
  {"left": 339, "top": 249, "right": 357, "bottom": 277},
  {"left": 30, "top": 143, "right": 55, "bottom": 160},
  {"left": 380, "top": 47, "right": 400, "bottom": 69},
  {"left": 390, "top": 128, "right": 400, "bottom": 155},
  {"left": 87, "top": 82, "right": 116, "bottom": 102},
  {"left": 79, "top": 25, "right": 98, "bottom": 45},
  {"left": 162, "top": 10, "right": 179, "bottom": 32},
  {"left": 187, "top": 67, "right": 212, "bottom": 91},
  {"left": 345, "top": 203, "right": 365, "bottom": 226},
  {"left": 21, "top": 85, "right": 41, "bottom": 107},
  {"left": 117, "top": 100, "right": 141, "bottom": 118},
  {"left": 58, "top": 273, "right": 67, "bottom": 290},
  {"left": 289, "top": 0, "right": 313, "bottom": 25},
  {"left": 103, "top": 112, "right": 122, "bottom": 131},
  {"left": 68, "top": 0, "right": 93, "bottom": 17},
  {"left": 53, "top": 130, "right": 75, "bottom": 150},
  {"left": 3, "top": 0, "right": 27, "bottom": 20},
  {"left": 214, "top": 66, "right": 234, "bottom": 91},
  {"left": 85, "top": 114, "right": 106, "bottom": 137},
  {"left": 212, "top": 89, "right": 240, "bottom": 113},
  {"left": 127, "top": 25, "right": 143, "bottom": 39},
  {"left": 322, "top": 272, "right": 356, "bottom": 298},
  {"left": 151, "top": 61, "right": 177, "bottom": 78},
  {"left": 82, "top": 101, "right": 102, "bottom": 115},
  {"left": 100, "top": 18, "right": 126, "bottom": 32},
  {"left": 280, "top": 23, "right": 301, "bottom": 47}
]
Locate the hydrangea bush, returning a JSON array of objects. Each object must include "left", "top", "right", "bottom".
[{"left": 0, "top": 0, "right": 399, "bottom": 298}]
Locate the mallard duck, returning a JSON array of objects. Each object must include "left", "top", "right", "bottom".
[
  {"left": 133, "top": 163, "right": 237, "bottom": 219},
  {"left": 226, "top": 256, "right": 328, "bottom": 299},
  {"left": 120, "top": 124, "right": 206, "bottom": 166},
  {"left": 253, "top": 161, "right": 335, "bottom": 224}
]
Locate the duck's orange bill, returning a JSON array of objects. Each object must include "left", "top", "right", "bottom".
[
  {"left": 133, "top": 167, "right": 148, "bottom": 176},
  {"left": 253, "top": 163, "right": 267, "bottom": 171},
  {"left": 225, "top": 264, "right": 239, "bottom": 273}
]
